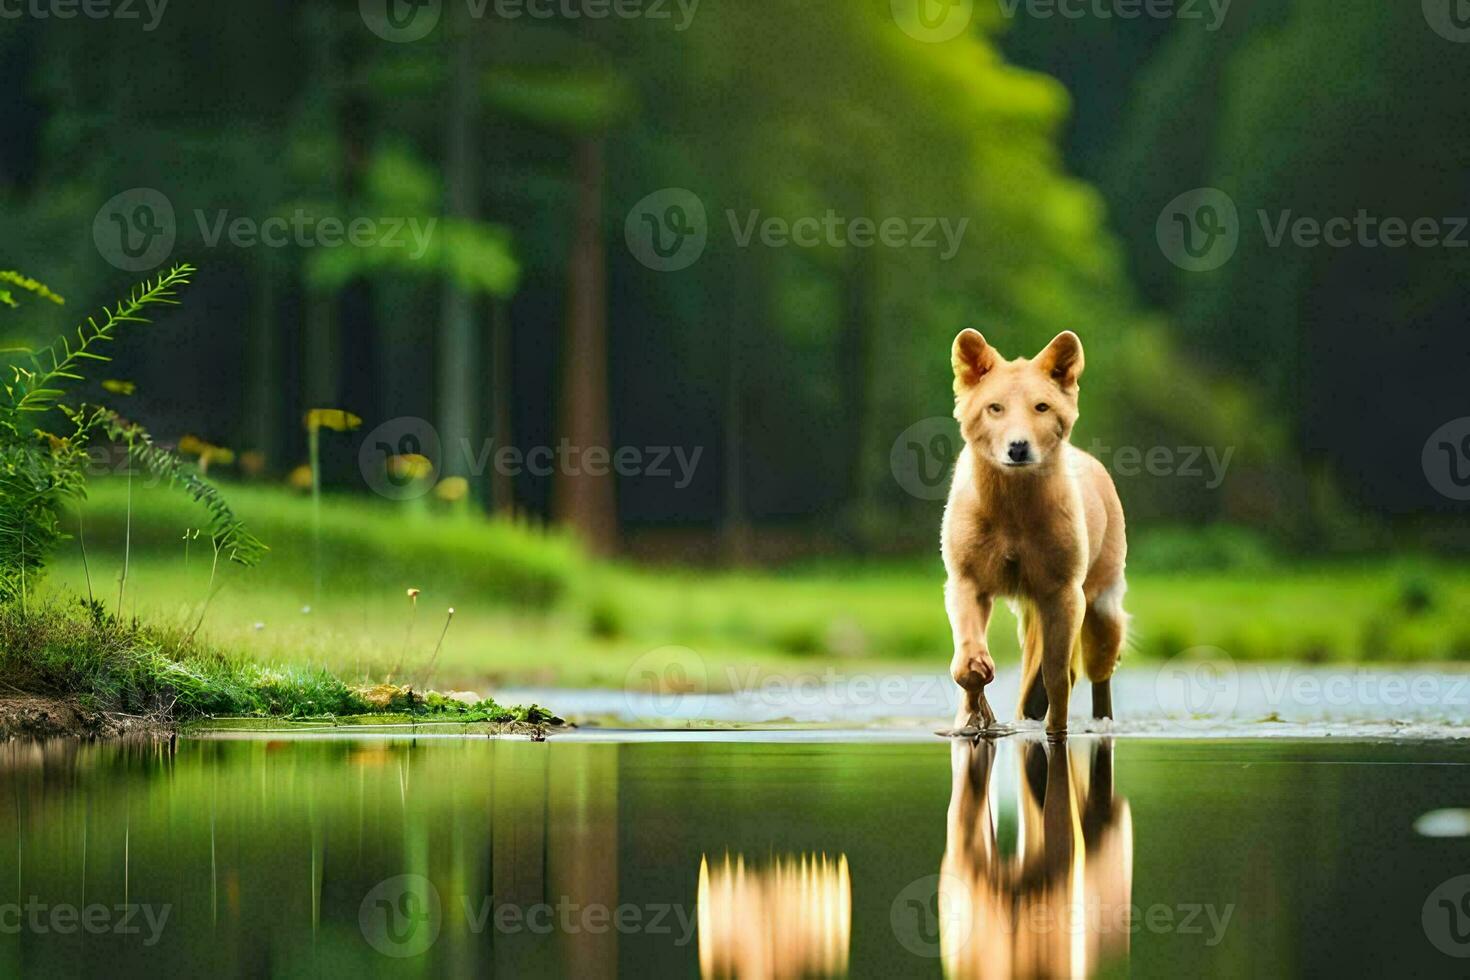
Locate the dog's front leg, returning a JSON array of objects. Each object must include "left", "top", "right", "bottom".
[
  {"left": 945, "top": 576, "right": 996, "bottom": 729},
  {"left": 1037, "top": 585, "right": 1084, "bottom": 740}
]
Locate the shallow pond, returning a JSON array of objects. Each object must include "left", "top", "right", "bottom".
[{"left": 1, "top": 735, "right": 1468, "bottom": 977}]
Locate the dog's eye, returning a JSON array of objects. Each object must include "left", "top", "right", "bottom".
[
  {"left": 987, "top": 403, "right": 1003, "bottom": 415},
  {"left": 1035, "top": 403, "right": 1050, "bottom": 413}
]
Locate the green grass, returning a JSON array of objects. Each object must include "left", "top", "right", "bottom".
[
  {"left": 30, "top": 478, "right": 1470, "bottom": 694},
  {"left": 0, "top": 599, "right": 559, "bottom": 725}
]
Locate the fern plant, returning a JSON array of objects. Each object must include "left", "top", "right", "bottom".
[{"left": 0, "top": 264, "right": 264, "bottom": 610}]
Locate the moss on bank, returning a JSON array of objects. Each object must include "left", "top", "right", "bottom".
[{"left": 0, "top": 600, "right": 560, "bottom": 734}]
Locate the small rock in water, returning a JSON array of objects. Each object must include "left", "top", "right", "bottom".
[{"left": 447, "top": 690, "right": 481, "bottom": 706}]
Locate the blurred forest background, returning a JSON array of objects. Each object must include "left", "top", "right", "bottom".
[{"left": 3, "top": 0, "right": 1469, "bottom": 681}]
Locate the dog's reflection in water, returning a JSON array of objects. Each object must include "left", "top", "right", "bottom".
[
  {"left": 697, "top": 852, "right": 851, "bottom": 980},
  {"left": 938, "top": 739, "right": 1132, "bottom": 979}
]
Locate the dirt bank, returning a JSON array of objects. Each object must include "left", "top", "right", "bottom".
[{"left": 0, "top": 696, "right": 169, "bottom": 740}]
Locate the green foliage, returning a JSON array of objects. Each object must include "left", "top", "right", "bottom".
[
  {"left": 300, "top": 144, "right": 520, "bottom": 297},
  {"left": 102, "top": 413, "right": 266, "bottom": 566},
  {"left": 0, "top": 265, "right": 261, "bottom": 605},
  {"left": 1129, "top": 524, "right": 1280, "bottom": 574},
  {"left": 76, "top": 479, "right": 579, "bottom": 607}
]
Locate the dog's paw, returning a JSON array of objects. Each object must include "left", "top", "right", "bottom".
[{"left": 935, "top": 720, "right": 1018, "bottom": 740}]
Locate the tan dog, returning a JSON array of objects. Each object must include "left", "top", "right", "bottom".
[{"left": 941, "top": 329, "right": 1128, "bottom": 737}]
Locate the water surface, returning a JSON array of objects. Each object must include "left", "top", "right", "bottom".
[{"left": 1, "top": 736, "right": 1468, "bottom": 977}]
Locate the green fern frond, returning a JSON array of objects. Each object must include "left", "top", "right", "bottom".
[
  {"left": 102, "top": 412, "right": 267, "bottom": 568},
  {"left": 5, "top": 264, "right": 193, "bottom": 418},
  {"left": 0, "top": 270, "right": 66, "bottom": 311}
]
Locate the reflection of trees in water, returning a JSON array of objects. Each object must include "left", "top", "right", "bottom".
[
  {"left": 940, "top": 739, "right": 1133, "bottom": 980},
  {"left": 697, "top": 852, "right": 851, "bottom": 980}
]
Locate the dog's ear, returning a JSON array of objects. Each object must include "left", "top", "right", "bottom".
[
  {"left": 952, "top": 329, "right": 996, "bottom": 391},
  {"left": 1036, "top": 331, "right": 1084, "bottom": 391}
]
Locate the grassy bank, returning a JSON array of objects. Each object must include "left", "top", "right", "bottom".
[
  {"left": 0, "top": 600, "right": 559, "bottom": 729},
  {"left": 33, "top": 479, "right": 1470, "bottom": 693}
]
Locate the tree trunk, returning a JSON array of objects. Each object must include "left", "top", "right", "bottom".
[
  {"left": 488, "top": 298, "right": 515, "bottom": 515},
  {"left": 721, "top": 251, "right": 753, "bottom": 564},
  {"left": 437, "top": 17, "right": 480, "bottom": 483},
  {"left": 245, "top": 252, "right": 281, "bottom": 469},
  {"left": 840, "top": 234, "right": 878, "bottom": 551},
  {"left": 552, "top": 136, "right": 617, "bottom": 553}
]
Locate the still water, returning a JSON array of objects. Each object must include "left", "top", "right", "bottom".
[{"left": 1, "top": 735, "right": 1467, "bottom": 977}]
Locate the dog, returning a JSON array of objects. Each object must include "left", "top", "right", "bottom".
[
  {"left": 941, "top": 329, "right": 1128, "bottom": 738},
  {"left": 938, "top": 739, "right": 1133, "bottom": 978}
]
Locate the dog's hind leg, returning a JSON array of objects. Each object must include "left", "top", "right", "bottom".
[{"left": 1082, "top": 580, "right": 1128, "bottom": 720}]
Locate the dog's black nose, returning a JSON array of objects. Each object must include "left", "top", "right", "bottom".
[{"left": 1007, "top": 440, "right": 1030, "bottom": 463}]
